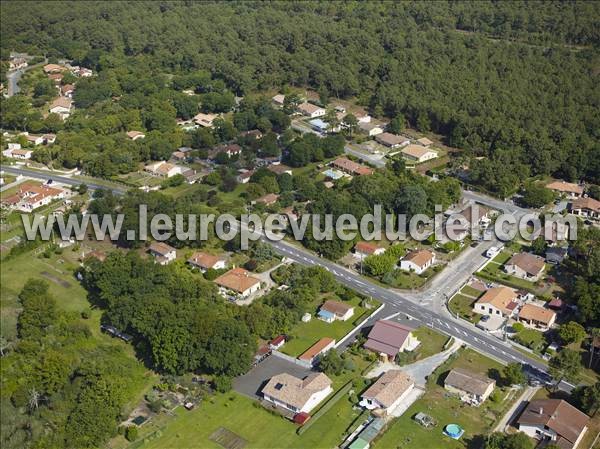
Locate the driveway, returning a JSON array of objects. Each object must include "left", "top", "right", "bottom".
[
  {"left": 366, "top": 338, "right": 463, "bottom": 386},
  {"left": 233, "top": 353, "right": 313, "bottom": 400}
]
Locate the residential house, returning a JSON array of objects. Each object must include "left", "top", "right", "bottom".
[
  {"left": 399, "top": 250, "right": 435, "bottom": 275},
  {"left": 60, "top": 84, "right": 75, "bottom": 98},
  {"left": 417, "top": 137, "right": 433, "bottom": 147},
  {"left": 236, "top": 169, "right": 254, "bottom": 184},
  {"left": 473, "top": 286, "right": 519, "bottom": 318},
  {"left": 505, "top": 252, "right": 545, "bottom": 281},
  {"left": 74, "top": 67, "right": 93, "bottom": 77},
  {"left": 517, "top": 399, "right": 589, "bottom": 449},
  {"left": 48, "top": 73, "right": 64, "bottom": 84},
  {"left": 9, "top": 57, "right": 27, "bottom": 71},
  {"left": 271, "top": 94, "right": 285, "bottom": 107},
  {"left": 193, "top": 112, "right": 218, "bottom": 128},
  {"left": 518, "top": 304, "right": 556, "bottom": 331},
  {"left": 24, "top": 134, "right": 44, "bottom": 145},
  {"left": 2, "top": 148, "right": 32, "bottom": 159},
  {"left": 148, "top": 242, "right": 176, "bottom": 265},
  {"left": 318, "top": 300, "right": 355, "bottom": 322},
  {"left": 445, "top": 222, "right": 469, "bottom": 241},
  {"left": 170, "top": 151, "right": 187, "bottom": 163},
  {"left": 214, "top": 267, "right": 261, "bottom": 298},
  {"left": 1, "top": 183, "right": 65, "bottom": 212},
  {"left": 444, "top": 368, "right": 495, "bottom": 406},
  {"left": 240, "top": 129, "right": 263, "bottom": 140},
  {"left": 43, "top": 133, "right": 56, "bottom": 144},
  {"left": 363, "top": 320, "right": 419, "bottom": 361},
  {"left": 375, "top": 133, "right": 409, "bottom": 148},
  {"left": 331, "top": 157, "right": 374, "bottom": 176},
  {"left": 358, "top": 121, "right": 384, "bottom": 136},
  {"left": 354, "top": 241, "right": 385, "bottom": 259},
  {"left": 126, "top": 131, "right": 146, "bottom": 141},
  {"left": 570, "top": 197, "right": 600, "bottom": 221},
  {"left": 546, "top": 181, "right": 584, "bottom": 198},
  {"left": 209, "top": 143, "right": 242, "bottom": 159},
  {"left": 261, "top": 372, "right": 333, "bottom": 414},
  {"left": 309, "top": 118, "right": 338, "bottom": 133},
  {"left": 401, "top": 144, "right": 438, "bottom": 163},
  {"left": 269, "top": 335, "right": 286, "bottom": 350},
  {"left": 546, "top": 247, "right": 568, "bottom": 265},
  {"left": 254, "top": 193, "right": 279, "bottom": 206},
  {"left": 49, "top": 97, "right": 72, "bottom": 119},
  {"left": 43, "top": 63, "right": 66, "bottom": 74},
  {"left": 187, "top": 252, "right": 226, "bottom": 272},
  {"left": 144, "top": 161, "right": 183, "bottom": 178},
  {"left": 298, "top": 337, "right": 336, "bottom": 365},
  {"left": 297, "top": 102, "right": 326, "bottom": 118},
  {"left": 267, "top": 164, "right": 293, "bottom": 176},
  {"left": 457, "top": 204, "right": 491, "bottom": 228},
  {"left": 359, "top": 370, "right": 415, "bottom": 415}
]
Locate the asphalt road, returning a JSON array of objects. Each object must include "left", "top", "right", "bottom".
[
  {"left": 3, "top": 165, "right": 571, "bottom": 391},
  {"left": 0, "top": 165, "right": 126, "bottom": 195}
]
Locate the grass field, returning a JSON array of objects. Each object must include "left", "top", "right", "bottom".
[
  {"left": 512, "top": 328, "right": 547, "bottom": 353},
  {"left": 448, "top": 294, "right": 480, "bottom": 323},
  {"left": 1, "top": 245, "right": 157, "bottom": 419},
  {"left": 281, "top": 296, "right": 371, "bottom": 357},
  {"left": 373, "top": 348, "right": 520, "bottom": 449},
  {"left": 412, "top": 327, "right": 450, "bottom": 360},
  {"left": 382, "top": 268, "right": 429, "bottom": 289},
  {"left": 138, "top": 389, "right": 363, "bottom": 449}
]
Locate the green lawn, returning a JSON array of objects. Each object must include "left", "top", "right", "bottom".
[
  {"left": 373, "top": 348, "right": 520, "bottom": 449},
  {"left": 381, "top": 268, "right": 429, "bottom": 289},
  {"left": 1, "top": 247, "right": 91, "bottom": 340},
  {"left": 281, "top": 297, "right": 372, "bottom": 357},
  {"left": 460, "top": 285, "right": 483, "bottom": 298},
  {"left": 512, "top": 328, "right": 547, "bottom": 353},
  {"left": 138, "top": 388, "right": 363, "bottom": 449},
  {"left": 412, "top": 327, "right": 450, "bottom": 360},
  {"left": 448, "top": 294, "right": 481, "bottom": 323}
]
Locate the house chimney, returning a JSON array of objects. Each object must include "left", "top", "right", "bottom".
[{"left": 538, "top": 407, "right": 544, "bottom": 415}]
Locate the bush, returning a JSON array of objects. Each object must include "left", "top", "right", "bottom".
[
  {"left": 80, "top": 308, "right": 91, "bottom": 319},
  {"left": 511, "top": 322, "right": 525, "bottom": 333},
  {"left": 125, "top": 426, "right": 138, "bottom": 442},
  {"left": 213, "top": 375, "right": 232, "bottom": 393}
]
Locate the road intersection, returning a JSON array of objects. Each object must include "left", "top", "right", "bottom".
[{"left": 1, "top": 164, "right": 571, "bottom": 390}]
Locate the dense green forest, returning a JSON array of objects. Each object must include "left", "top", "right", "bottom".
[{"left": 1, "top": 1, "right": 599, "bottom": 187}]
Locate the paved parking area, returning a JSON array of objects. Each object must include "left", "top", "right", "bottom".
[{"left": 233, "top": 353, "right": 313, "bottom": 399}]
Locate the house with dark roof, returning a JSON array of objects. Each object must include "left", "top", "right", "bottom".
[
  {"left": 517, "top": 399, "right": 589, "bottom": 449},
  {"left": 363, "top": 320, "right": 419, "bottom": 361},
  {"left": 546, "top": 246, "right": 568, "bottom": 265},
  {"left": 505, "top": 252, "right": 546, "bottom": 281},
  {"left": 444, "top": 368, "right": 495, "bottom": 406}
]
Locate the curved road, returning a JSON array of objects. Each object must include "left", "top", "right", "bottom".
[{"left": 1, "top": 165, "right": 570, "bottom": 390}]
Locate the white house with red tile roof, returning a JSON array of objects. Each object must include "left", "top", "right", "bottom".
[
  {"left": 354, "top": 241, "right": 385, "bottom": 258},
  {"left": 399, "top": 250, "right": 435, "bottom": 275}
]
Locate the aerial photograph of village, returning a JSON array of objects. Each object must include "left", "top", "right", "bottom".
[{"left": 0, "top": 2, "right": 599, "bottom": 449}]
